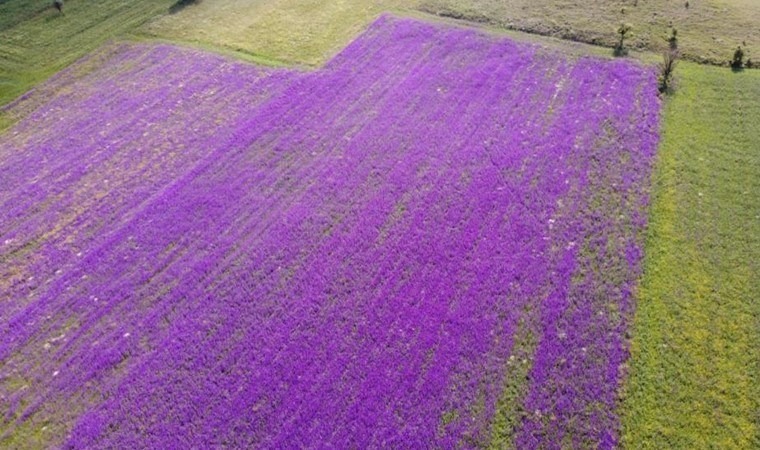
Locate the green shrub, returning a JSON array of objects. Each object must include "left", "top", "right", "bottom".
[{"left": 731, "top": 46, "right": 744, "bottom": 70}]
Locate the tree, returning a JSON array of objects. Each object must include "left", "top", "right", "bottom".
[
  {"left": 659, "top": 49, "right": 679, "bottom": 94},
  {"left": 667, "top": 28, "right": 678, "bottom": 50},
  {"left": 614, "top": 23, "right": 633, "bottom": 56},
  {"left": 731, "top": 46, "right": 745, "bottom": 70}
]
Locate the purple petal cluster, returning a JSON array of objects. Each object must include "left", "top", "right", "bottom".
[{"left": 0, "top": 16, "right": 659, "bottom": 448}]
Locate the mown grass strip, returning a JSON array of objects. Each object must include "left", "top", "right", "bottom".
[{"left": 622, "top": 63, "right": 760, "bottom": 448}]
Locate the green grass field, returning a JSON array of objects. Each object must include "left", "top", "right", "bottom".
[
  {"left": 0, "top": 0, "right": 173, "bottom": 109},
  {"left": 621, "top": 63, "right": 760, "bottom": 448},
  {"left": 418, "top": 0, "right": 760, "bottom": 66}
]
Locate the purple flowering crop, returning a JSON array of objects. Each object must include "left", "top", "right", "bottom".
[{"left": 0, "top": 16, "right": 659, "bottom": 448}]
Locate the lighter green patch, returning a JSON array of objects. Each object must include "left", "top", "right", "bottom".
[{"left": 622, "top": 63, "right": 760, "bottom": 448}]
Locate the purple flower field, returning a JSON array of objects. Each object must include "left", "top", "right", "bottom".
[{"left": 0, "top": 16, "right": 659, "bottom": 448}]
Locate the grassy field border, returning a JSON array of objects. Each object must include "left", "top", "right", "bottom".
[{"left": 621, "top": 62, "right": 760, "bottom": 448}]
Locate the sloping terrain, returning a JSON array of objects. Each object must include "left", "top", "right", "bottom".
[
  {"left": 0, "top": 17, "right": 659, "bottom": 448},
  {"left": 420, "top": 0, "right": 760, "bottom": 65}
]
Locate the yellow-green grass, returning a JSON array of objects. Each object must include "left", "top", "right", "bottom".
[
  {"left": 142, "top": 0, "right": 418, "bottom": 67},
  {"left": 418, "top": 0, "right": 760, "bottom": 66},
  {"left": 621, "top": 63, "right": 760, "bottom": 448},
  {"left": 0, "top": 0, "right": 174, "bottom": 109}
]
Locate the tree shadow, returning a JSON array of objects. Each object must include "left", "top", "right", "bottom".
[
  {"left": 169, "top": 0, "right": 201, "bottom": 14},
  {"left": 613, "top": 46, "right": 628, "bottom": 57}
]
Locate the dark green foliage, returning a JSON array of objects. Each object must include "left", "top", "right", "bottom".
[
  {"left": 169, "top": 0, "right": 199, "bottom": 14},
  {"left": 659, "top": 49, "right": 679, "bottom": 94},
  {"left": 614, "top": 23, "right": 632, "bottom": 56},
  {"left": 667, "top": 28, "right": 678, "bottom": 50},
  {"left": 731, "top": 46, "right": 744, "bottom": 70}
]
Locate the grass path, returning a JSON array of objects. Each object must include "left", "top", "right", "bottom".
[{"left": 621, "top": 63, "right": 760, "bottom": 448}]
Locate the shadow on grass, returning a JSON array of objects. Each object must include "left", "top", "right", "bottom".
[
  {"left": 613, "top": 46, "right": 629, "bottom": 57},
  {"left": 169, "top": 0, "right": 200, "bottom": 15}
]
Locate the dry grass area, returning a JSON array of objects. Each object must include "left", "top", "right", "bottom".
[
  {"left": 419, "top": 0, "right": 760, "bottom": 65},
  {"left": 144, "top": 0, "right": 418, "bottom": 66}
]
